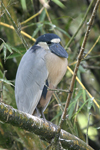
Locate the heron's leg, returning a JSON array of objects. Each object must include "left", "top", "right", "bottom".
[
  {"left": 41, "top": 111, "right": 46, "bottom": 120},
  {"left": 39, "top": 107, "right": 46, "bottom": 120}
]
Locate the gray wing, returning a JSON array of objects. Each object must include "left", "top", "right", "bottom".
[{"left": 15, "top": 46, "right": 48, "bottom": 114}]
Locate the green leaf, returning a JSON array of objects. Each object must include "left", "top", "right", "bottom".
[
  {"left": 68, "top": 99, "right": 76, "bottom": 119},
  {"left": 9, "top": 45, "right": 23, "bottom": 54},
  {"left": 79, "top": 65, "right": 86, "bottom": 73},
  {"left": 0, "top": 43, "right": 4, "bottom": 51},
  {"left": 39, "top": 9, "right": 46, "bottom": 22},
  {"left": 83, "top": 89, "right": 86, "bottom": 102},
  {"left": 32, "top": 24, "right": 43, "bottom": 38},
  {"left": 77, "top": 70, "right": 81, "bottom": 81},
  {"left": 4, "top": 43, "right": 13, "bottom": 54},
  {"left": 52, "top": 0, "right": 65, "bottom": 8},
  {"left": 73, "top": 100, "right": 87, "bottom": 118},
  {"left": 0, "top": 79, "right": 14, "bottom": 87},
  {"left": 6, "top": 53, "right": 23, "bottom": 59},
  {"left": 21, "top": 0, "right": 27, "bottom": 10},
  {"left": 0, "top": 62, "right": 3, "bottom": 68},
  {"left": 51, "top": 111, "right": 61, "bottom": 122},
  {"left": 87, "top": 97, "right": 93, "bottom": 112},
  {"left": 74, "top": 89, "right": 83, "bottom": 101},
  {"left": 73, "top": 97, "right": 92, "bottom": 118},
  {"left": 3, "top": 45, "right": 7, "bottom": 60},
  {"left": 0, "top": 70, "right": 3, "bottom": 78},
  {"left": 0, "top": 40, "right": 13, "bottom": 55}
]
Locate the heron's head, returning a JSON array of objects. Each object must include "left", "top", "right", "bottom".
[{"left": 35, "top": 33, "right": 68, "bottom": 58}]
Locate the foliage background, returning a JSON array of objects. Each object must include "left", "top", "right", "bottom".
[{"left": 0, "top": 0, "right": 100, "bottom": 149}]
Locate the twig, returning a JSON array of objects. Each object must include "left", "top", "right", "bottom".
[
  {"left": 21, "top": 7, "right": 44, "bottom": 25},
  {"left": 45, "top": 85, "right": 69, "bottom": 93}
]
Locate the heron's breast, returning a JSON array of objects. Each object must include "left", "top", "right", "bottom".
[{"left": 45, "top": 52, "right": 68, "bottom": 87}]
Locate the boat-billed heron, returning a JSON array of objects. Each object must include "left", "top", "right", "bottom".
[{"left": 15, "top": 33, "right": 68, "bottom": 118}]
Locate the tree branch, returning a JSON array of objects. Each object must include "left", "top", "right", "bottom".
[
  {"left": 59, "top": 0, "right": 100, "bottom": 131},
  {"left": 0, "top": 102, "right": 93, "bottom": 150}
]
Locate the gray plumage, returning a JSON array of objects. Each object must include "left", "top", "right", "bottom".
[{"left": 15, "top": 47, "right": 48, "bottom": 114}]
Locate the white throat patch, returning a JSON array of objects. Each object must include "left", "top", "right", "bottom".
[{"left": 38, "top": 42, "right": 49, "bottom": 49}]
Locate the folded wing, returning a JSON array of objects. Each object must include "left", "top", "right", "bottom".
[{"left": 15, "top": 46, "right": 48, "bottom": 114}]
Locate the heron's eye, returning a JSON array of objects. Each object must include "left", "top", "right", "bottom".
[{"left": 47, "top": 41, "right": 52, "bottom": 45}]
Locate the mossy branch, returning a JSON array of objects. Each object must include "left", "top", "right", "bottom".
[{"left": 0, "top": 102, "right": 93, "bottom": 150}]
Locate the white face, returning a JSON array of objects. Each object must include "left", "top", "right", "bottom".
[{"left": 51, "top": 38, "right": 60, "bottom": 43}]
